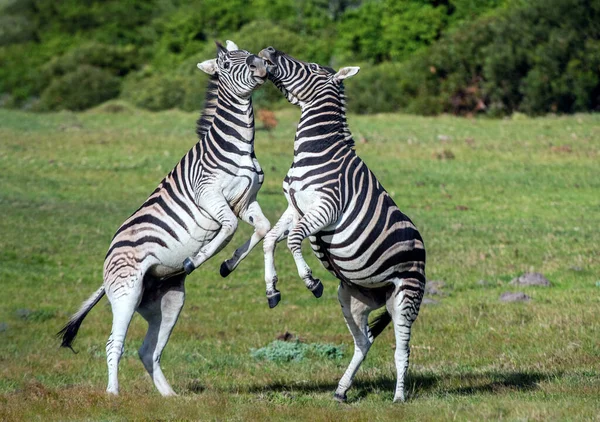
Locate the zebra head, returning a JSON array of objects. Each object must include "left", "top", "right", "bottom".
[
  {"left": 197, "top": 41, "right": 274, "bottom": 99},
  {"left": 259, "top": 47, "right": 359, "bottom": 106}
]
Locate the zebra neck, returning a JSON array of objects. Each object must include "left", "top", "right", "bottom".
[
  {"left": 295, "top": 93, "right": 355, "bottom": 155},
  {"left": 196, "top": 74, "right": 219, "bottom": 140},
  {"left": 204, "top": 87, "right": 255, "bottom": 153}
]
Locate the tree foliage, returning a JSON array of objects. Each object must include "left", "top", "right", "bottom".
[{"left": 0, "top": 0, "right": 598, "bottom": 115}]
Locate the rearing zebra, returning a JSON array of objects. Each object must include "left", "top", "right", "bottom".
[
  {"left": 258, "top": 47, "right": 426, "bottom": 403},
  {"left": 58, "top": 41, "right": 273, "bottom": 396}
]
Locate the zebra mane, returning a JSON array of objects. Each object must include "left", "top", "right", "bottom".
[
  {"left": 195, "top": 73, "right": 220, "bottom": 140},
  {"left": 338, "top": 84, "right": 355, "bottom": 149}
]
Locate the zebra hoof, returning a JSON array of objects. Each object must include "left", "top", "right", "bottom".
[
  {"left": 310, "top": 280, "right": 323, "bottom": 298},
  {"left": 267, "top": 290, "right": 281, "bottom": 308},
  {"left": 183, "top": 258, "right": 196, "bottom": 275},
  {"left": 333, "top": 392, "right": 347, "bottom": 403},
  {"left": 220, "top": 261, "right": 232, "bottom": 278}
]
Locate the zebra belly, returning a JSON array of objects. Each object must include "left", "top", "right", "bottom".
[
  {"left": 310, "top": 224, "right": 425, "bottom": 288},
  {"left": 148, "top": 212, "right": 221, "bottom": 278}
]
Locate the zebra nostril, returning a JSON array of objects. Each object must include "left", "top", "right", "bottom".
[
  {"left": 267, "top": 47, "right": 275, "bottom": 53},
  {"left": 249, "top": 65, "right": 257, "bottom": 71}
]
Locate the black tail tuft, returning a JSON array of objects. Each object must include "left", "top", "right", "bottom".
[
  {"left": 368, "top": 309, "right": 392, "bottom": 339},
  {"left": 57, "top": 286, "right": 105, "bottom": 353},
  {"left": 57, "top": 318, "right": 85, "bottom": 353}
]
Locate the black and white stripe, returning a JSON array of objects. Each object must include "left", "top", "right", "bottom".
[
  {"left": 58, "top": 41, "right": 273, "bottom": 396},
  {"left": 259, "top": 47, "right": 426, "bottom": 402}
]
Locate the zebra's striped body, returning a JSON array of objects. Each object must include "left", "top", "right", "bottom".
[
  {"left": 58, "top": 41, "right": 273, "bottom": 396},
  {"left": 259, "top": 47, "right": 426, "bottom": 402}
]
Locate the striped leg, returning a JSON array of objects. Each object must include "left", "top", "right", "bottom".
[
  {"left": 286, "top": 210, "right": 333, "bottom": 297},
  {"left": 334, "top": 282, "right": 385, "bottom": 402},
  {"left": 387, "top": 278, "right": 423, "bottom": 402},
  {"left": 220, "top": 200, "right": 271, "bottom": 277},
  {"left": 137, "top": 274, "right": 185, "bottom": 396},
  {"left": 105, "top": 274, "right": 143, "bottom": 395},
  {"left": 184, "top": 194, "right": 237, "bottom": 274},
  {"left": 263, "top": 206, "right": 296, "bottom": 308}
]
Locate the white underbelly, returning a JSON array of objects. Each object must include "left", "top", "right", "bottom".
[{"left": 148, "top": 214, "right": 221, "bottom": 277}]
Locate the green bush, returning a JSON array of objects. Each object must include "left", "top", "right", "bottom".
[
  {"left": 39, "top": 65, "right": 121, "bottom": 111},
  {"left": 121, "top": 69, "right": 209, "bottom": 112},
  {"left": 1, "top": 0, "right": 598, "bottom": 115},
  {"left": 0, "top": 14, "right": 35, "bottom": 46},
  {"left": 344, "top": 62, "right": 408, "bottom": 114},
  {"left": 121, "top": 73, "right": 184, "bottom": 111},
  {"left": 387, "top": 0, "right": 600, "bottom": 115},
  {"left": 42, "top": 42, "right": 140, "bottom": 82}
]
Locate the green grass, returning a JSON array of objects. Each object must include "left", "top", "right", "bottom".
[{"left": 0, "top": 106, "right": 599, "bottom": 421}]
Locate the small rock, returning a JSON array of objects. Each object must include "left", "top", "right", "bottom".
[
  {"left": 477, "top": 279, "right": 492, "bottom": 286},
  {"left": 422, "top": 298, "right": 439, "bottom": 305},
  {"left": 425, "top": 280, "right": 445, "bottom": 296},
  {"left": 433, "top": 149, "right": 455, "bottom": 160},
  {"left": 276, "top": 331, "right": 295, "bottom": 342},
  {"left": 569, "top": 266, "right": 583, "bottom": 272},
  {"left": 437, "top": 134, "right": 451, "bottom": 143},
  {"left": 510, "top": 272, "right": 551, "bottom": 287},
  {"left": 16, "top": 309, "right": 32, "bottom": 319},
  {"left": 0, "top": 322, "right": 8, "bottom": 332},
  {"left": 499, "top": 292, "right": 531, "bottom": 303}
]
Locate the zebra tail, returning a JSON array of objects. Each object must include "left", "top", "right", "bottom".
[
  {"left": 368, "top": 309, "right": 392, "bottom": 339},
  {"left": 57, "top": 286, "right": 105, "bottom": 353}
]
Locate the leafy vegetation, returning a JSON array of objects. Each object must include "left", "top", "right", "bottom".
[
  {"left": 0, "top": 108, "right": 598, "bottom": 420},
  {"left": 251, "top": 340, "right": 345, "bottom": 362},
  {"left": 3, "top": 0, "right": 597, "bottom": 115}
]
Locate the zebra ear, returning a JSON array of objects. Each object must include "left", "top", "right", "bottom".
[
  {"left": 225, "top": 40, "right": 239, "bottom": 51},
  {"left": 333, "top": 67, "right": 360, "bottom": 83},
  {"left": 197, "top": 59, "right": 218, "bottom": 75},
  {"left": 215, "top": 41, "right": 227, "bottom": 58}
]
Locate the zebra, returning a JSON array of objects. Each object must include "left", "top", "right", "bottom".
[
  {"left": 57, "top": 41, "right": 274, "bottom": 396},
  {"left": 257, "top": 47, "right": 426, "bottom": 403}
]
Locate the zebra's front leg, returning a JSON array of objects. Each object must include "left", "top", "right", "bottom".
[
  {"left": 287, "top": 210, "right": 333, "bottom": 298},
  {"left": 263, "top": 206, "right": 296, "bottom": 308},
  {"left": 220, "top": 200, "right": 271, "bottom": 277},
  {"left": 183, "top": 195, "right": 238, "bottom": 274}
]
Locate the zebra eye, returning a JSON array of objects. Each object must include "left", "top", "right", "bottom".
[
  {"left": 223, "top": 61, "right": 231, "bottom": 70},
  {"left": 309, "top": 63, "right": 319, "bottom": 72}
]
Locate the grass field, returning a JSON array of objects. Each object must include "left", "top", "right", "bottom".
[{"left": 0, "top": 105, "right": 599, "bottom": 421}]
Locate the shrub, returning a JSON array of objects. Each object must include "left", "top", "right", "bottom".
[
  {"left": 121, "top": 67, "right": 210, "bottom": 112},
  {"left": 389, "top": 0, "right": 600, "bottom": 115},
  {"left": 344, "top": 62, "right": 408, "bottom": 114},
  {"left": 38, "top": 65, "right": 121, "bottom": 111},
  {"left": 42, "top": 42, "right": 140, "bottom": 82},
  {"left": 121, "top": 73, "right": 186, "bottom": 111},
  {"left": 0, "top": 14, "right": 35, "bottom": 46}
]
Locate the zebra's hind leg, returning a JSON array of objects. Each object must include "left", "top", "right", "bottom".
[
  {"left": 105, "top": 274, "right": 144, "bottom": 395},
  {"left": 387, "top": 277, "right": 424, "bottom": 402},
  {"left": 137, "top": 274, "right": 185, "bottom": 397},
  {"left": 334, "top": 282, "right": 385, "bottom": 402},
  {"left": 263, "top": 206, "right": 296, "bottom": 308},
  {"left": 220, "top": 200, "right": 271, "bottom": 277}
]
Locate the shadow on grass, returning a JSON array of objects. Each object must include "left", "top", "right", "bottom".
[{"left": 202, "top": 371, "right": 553, "bottom": 402}]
